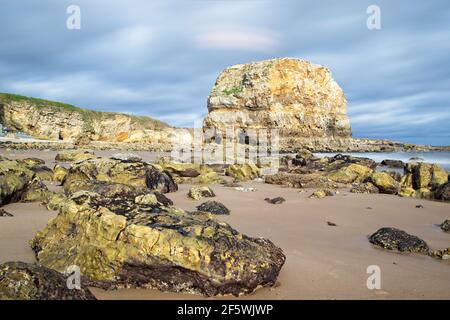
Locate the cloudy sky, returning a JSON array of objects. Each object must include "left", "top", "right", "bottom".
[{"left": 1, "top": 0, "right": 449, "bottom": 145}]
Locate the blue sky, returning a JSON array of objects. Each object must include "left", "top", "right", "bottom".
[{"left": 0, "top": 0, "right": 449, "bottom": 145}]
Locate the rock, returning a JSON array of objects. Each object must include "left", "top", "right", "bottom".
[
  {"left": 440, "top": 219, "right": 450, "bottom": 232},
  {"left": 415, "top": 204, "right": 424, "bottom": 208},
  {"left": 350, "top": 182, "right": 379, "bottom": 194},
  {"left": 264, "top": 197, "right": 286, "bottom": 204},
  {"left": 398, "top": 187, "right": 416, "bottom": 198},
  {"left": 203, "top": 58, "right": 352, "bottom": 152},
  {"left": 430, "top": 248, "right": 450, "bottom": 260},
  {"left": 292, "top": 149, "right": 317, "bottom": 166},
  {"left": 55, "top": 150, "right": 95, "bottom": 163},
  {"left": 188, "top": 186, "right": 216, "bottom": 200},
  {"left": 329, "top": 154, "right": 377, "bottom": 170},
  {"left": 157, "top": 162, "right": 221, "bottom": 185},
  {"left": 0, "top": 160, "right": 36, "bottom": 205},
  {"left": 0, "top": 261, "right": 96, "bottom": 300},
  {"left": 31, "top": 189, "right": 285, "bottom": 296},
  {"left": 369, "top": 172, "right": 400, "bottom": 194},
  {"left": 265, "top": 172, "right": 337, "bottom": 189},
  {"left": 134, "top": 193, "right": 159, "bottom": 206},
  {"left": 409, "top": 157, "right": 424, "bottom": 161},
  {"left": 196, "top": 200, "right": 230, "bottom": 215},
  {"left": 406, "top": 162, "right": 448, "bottom": 190},
  {"left": 368, "top": 227, "right": 429, "bottom": 253},
  {"left": 146, "top": 167, "right": 178, "bottom": 193},
  {"left": 327, "top": 221, "right": 337, "bottom": 227},
  {"left": 62, "top": 157, "right": 178, "bottom": 193},
  {"left": 21, "top": 158, "right": 46, "bottom": 167},
  {"left": 0, "top": 209, "right": 13, "bottom": 217},
  {"left": 111, "top": 153, "right": 142, "bottom": 162},
  {"left": 309, "top": 189, "right": 334, "bottom": 199},
  {"left": 221, "top": 181, "right": 243, "bottom": 188},
  {"left": 327, "top": 164, "right": 373, "bottom": 184},
  {"left": 380, "top": 159, "right": 404, "bottom": 168},
  {"left": 30, "top": 166, "right": 54, "bottom": 181},
  {"left": 225, "top": 163, "right": 260, "bottom": 181},
  {"left": 53, "top": 165, "right": 68, "bottom": 183},
  {"left": 434, "top": 182, "right": 450, "bottom": 201}
]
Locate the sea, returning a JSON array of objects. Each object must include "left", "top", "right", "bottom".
[{"left": 314, "top": 151, "right": 450, "bottom": 171}]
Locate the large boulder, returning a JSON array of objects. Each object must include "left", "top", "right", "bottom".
[
  {"left": 401, "top": 163, "right": 448, "bottom": 200},
  {"left": 434, "top": 182, "right": 450, "bottom": 201},
  {"left": 203, "top": 58, "right": 352, "bottom": 152},
  {"left": 369, "top": 227, "right": 429, "bottom": 253},
  {"left": 368, "top": 172, "right": 400, "bottom": 194},
  {"left": 0, "top": 160, "right": 37, "bottom": 205},
  {"left": 225, "top": 163, "right": 260, "bottom": 181},
  {"left": 31, "top": 189, "right": 285, "bottom": 297},
  {"left": 62, "top": 157, "right": 177, "bottom": 193},
  {"left": 327, "top": 164, "right": 373, "bottom": 184},
  {"left": 156, "top": 161, "right": 221, "bottom": 185},
  {"left": 0, "top": 262, "right": 96, "bottom": 300}
]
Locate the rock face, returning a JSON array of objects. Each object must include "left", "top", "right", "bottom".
[
  {"left": 369, "top": 227, "right": 429, "bottom": 253},
  {"left": 31, "top": 187, "right": 285, "bottom": 296},
  {"left": 196, "top": 201, "right": 230, "bottom": 215},
  {"left": 0, "top": 93, "right": 171, "bottom": 144},
  {"left": 203, "top": 58, "right": 352, "bottom": 150},
  {"left": 0, "top": 262, "right": 96, "bottom": 300}
]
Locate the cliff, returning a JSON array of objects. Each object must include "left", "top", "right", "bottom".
[{"left": 0, "top": 93, "right": 171, "bottom": 144}]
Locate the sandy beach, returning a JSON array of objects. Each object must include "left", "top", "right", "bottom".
[{"left": 0, "top": 149, "right": 449, "bottom": 300}]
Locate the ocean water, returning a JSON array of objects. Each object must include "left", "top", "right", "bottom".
[{"left": 314, "top": 151, "right": 450, "bottom": 171}]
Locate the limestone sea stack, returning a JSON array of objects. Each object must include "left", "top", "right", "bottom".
[{"left": 203, "top": 58, "right": 352, "bottom": 151}]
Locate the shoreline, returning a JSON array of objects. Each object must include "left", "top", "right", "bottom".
[{"left": 0, "top": 149, "right": 449, "bottom": 300}]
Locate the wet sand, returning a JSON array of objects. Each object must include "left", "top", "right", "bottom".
[{"left": 1, "top": 149, "right": 449, "bottom": 299}]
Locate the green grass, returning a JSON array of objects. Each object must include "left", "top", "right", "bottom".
[{"left": 0, "top": 93, "right": 170, "bottom": 129}]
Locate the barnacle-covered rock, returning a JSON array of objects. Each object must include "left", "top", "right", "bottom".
[
  {"left": 31, "top": 187, "right": 285, "bottom": 297},
  {"left": 369, "top": 227, "right": 429, "bottom": 254},
  {"left": 0, "top": 262, "right": 96, "bottom": 300}
]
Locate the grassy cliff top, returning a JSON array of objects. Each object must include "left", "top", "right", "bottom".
[{"left": 0, "top": 93, "right": 170, "bottom": 130}]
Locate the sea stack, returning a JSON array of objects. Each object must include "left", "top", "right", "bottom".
[{"left": 203, "top": 58, "right": 352, "bottom": 151}]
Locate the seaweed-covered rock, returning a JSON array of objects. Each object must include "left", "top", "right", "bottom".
[
  {"left": 55, "top": 150, "right": 95, "bottom": 163},
  {"left": 327, "top": 164, "right": 373, "bottom": 184},
  {"left": 225, "top": 163, "right": 260, "bottom": 181},
  {"left": 434, "top": 182, "right": 450, "bottom": 201},
  {"left": 380, "top": 159, "right": 404, "bottom": 168},
  {"left": 369, "top": 227, "right": 429, "bottom": 253},
  {"left": 398, "top": 187, "right": 417, "bottom": 198},
  {"left": 156, "top": 162, "right": 221, "bottom": 185},
  {"left": 440, "top": 219, "right": 450, "bottom": 232},
  {"left": 53, "top": 165, "right": 68, "bottom": 183},
  {"left": 308, "top": 189, "right": 335, "bottom": 199},
  {"left": 63, "top": 157, "right": 178, "bottom": 193},
  {"left": 430, "top": 248, "right": 450, "bottom": 260},
  {"left": 292, "top": 149, "right": 317, "bottom": 166},
  {"left": 146, "top": 167, "right": 178, "bottom": 193},
  {"left": 405, "top": 162, "right": 448, "bottom": 190},
  {"left": 369, "top": 172, "right": 400, "bottom": 194},
  {"left": 111, "top": 153, "right": 142, "bottom": 162},
  {"left": 264, "top": 197, "right": 286, "bottom": 204},
  {"left": 0, "top": 209, "right": 13, "bottom": 217},
  {"left": 265, "top": 172, "right": 336, "bottom": 189},
  {"left": 0, "top": 262, "right": 96, "bottom": 300},
  {"left": 21, "top": 158, "right": 46, "bottom": 167},
  {"left": 196, "top": 200, "right": 230, "bottom": 215},
  {"left": 31, "top": 190, "right": 285, "bottom": 297},
  {"left": 0, "top": 160, "right": 36, "bottom": 205},
  {"left": 350, "top": 182, "right": 379, "bottom": 194},
  {"left": 188, "top": 186, "right": 216, "bottom": 200}
]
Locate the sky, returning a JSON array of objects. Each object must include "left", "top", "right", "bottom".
[{"left": 0, "top": 0, "right": 449, "bottom": 145}]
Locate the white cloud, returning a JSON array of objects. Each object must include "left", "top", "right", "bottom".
[{"left": 195, "top": 27, "right": 279, "bottom": 53}]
